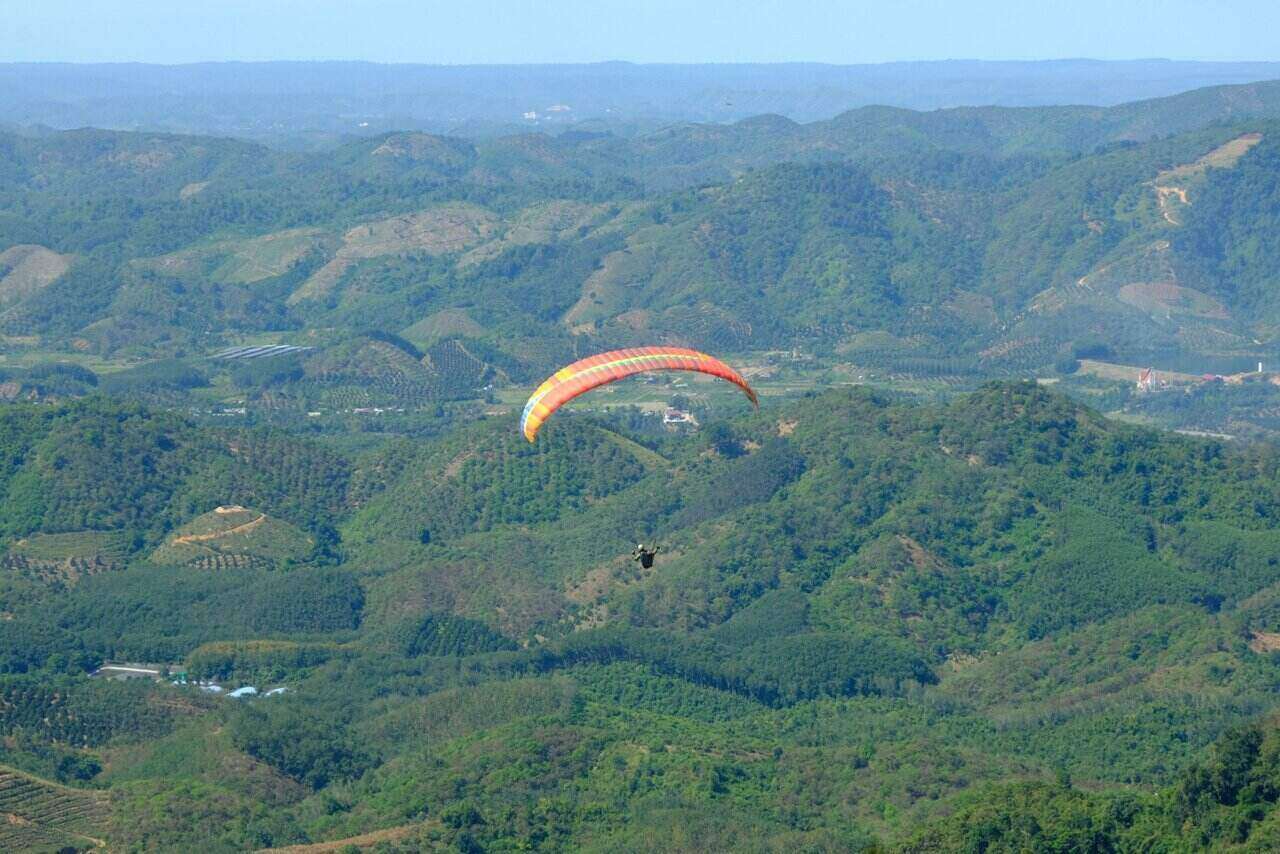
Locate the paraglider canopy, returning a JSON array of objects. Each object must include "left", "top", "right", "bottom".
[{"left": 520, "top": 346, "right": 758, "bottom": 442}]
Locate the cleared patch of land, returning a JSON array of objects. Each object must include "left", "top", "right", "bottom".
[
  {"left": 1250, "top": 630, "right": 1280, "bottom": 654},
  {"left": 1117, "top": 281, "right": 1229, "bottom": 319},
  {"left": 562, "top": 242, "right": 659, "bottom": 326},
  {"left": 340, "top": 205, "right": 499, "bottom": 257},
  {"left": 150, "top": 506, "right": 313, "bottom": 569},
  {"left": 140, "top": 228, "right": 325, "bottom": 285},
  {"left": 372, "top": 133, "right": 468, "bottom": 163},
  {"left": 459, "top": 200, "right": 609, "bottom": 266},
  {"left": 1077, "top": 359, "right": 1202, "bottom": 385},
  {"left": 259, "top": 823, "right": 425, "bottom": 852},
  {"left": 169, "top": 510, "right": 267, "bottom": 545},
  {"left": 1157, "top": 132, "right": 1263, "bottom": 184},
  {"left": 211, "top": 228, "right": 326, "bottom": 284},
  {"left": 178, "top": 180, "right": 210, "bottom": 199},
  {"left": 400, "top": 308, "right": 485, "bottom": 347},
  {"left": 289, "top": 204, "right": 500, "bottom": 304},
  {"left": 0, "top": 245, "right": 72, "bottom": 307},
  {"left": 1152, "top": 132, "right": 1263, "bottom": 225}
]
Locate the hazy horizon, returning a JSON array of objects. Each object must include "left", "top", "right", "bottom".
[{"left": 4, "top": 57, "right": 1280, "bottom": 69}]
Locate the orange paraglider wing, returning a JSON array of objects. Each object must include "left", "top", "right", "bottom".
[{"left": 520, "top": 347, "right": 758, "bottom": 441}]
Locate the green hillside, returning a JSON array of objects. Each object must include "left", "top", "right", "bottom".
[
  {"left": 0, "top": 386, "right": 1276, "bottom": 848},
  {"left": 150, "top": 506, "right": 314, "bottom": 570},
  {"left": 0, "top": 83, "right": 1279, "bottom": 387},
  {"left": 903, "top": 712, "right": 1280, "bottom": 852}
]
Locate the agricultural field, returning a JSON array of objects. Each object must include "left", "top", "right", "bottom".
[
  {"left": 9, "top": 531, "right": 131, "bottom": 564},
  {"left": 1, "top": 531, "right": 131, "bottom": 593},
  {"left": 1076, "top": 358, "right": 1202, "bottom": 385},
  {"left": 150, "top": 507, "right": 314, "bottom": 569},
  {"left": 0, "top": 767, "right": 109, "bottom": 852}
]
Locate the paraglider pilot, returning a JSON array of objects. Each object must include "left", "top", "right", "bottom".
[{"left": 632, "top": 543, "right": 659, "bottom": 569}]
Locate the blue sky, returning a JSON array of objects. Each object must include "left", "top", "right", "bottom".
[{"left": 2, "top": 0, "right": 1276, "bottom": 64}]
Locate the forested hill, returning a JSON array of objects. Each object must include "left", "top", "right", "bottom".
[
  {"left": 2, "top": 79, "right": 1280, "bottom": 383},
  {"left": 5, "top": 384, "right": 1280, "bottom": 848}
]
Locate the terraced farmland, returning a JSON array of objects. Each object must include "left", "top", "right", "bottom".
[
  {"left": 0, "top": 553, "right": 118, "bottom": 588},
  {"left": 422, "top": 339, "right": 490, "bottom": 395},
  {"left": 186, "top": 553, "right": 277, "bottom": 572},
  {"left": 10, "top": 531, "right": 131, "bottom": 563},
  {"left": 0, "top": 767, "right": 109, "bottom": 851},
  {"left": 150, "top": 506, "right": 313, "bottom": 569},
  {"left": 1, "top": 531, "right": 131, "bottom": 588},
  {"left": 306, "top": 337, "right": 490, "bottom": 404}
]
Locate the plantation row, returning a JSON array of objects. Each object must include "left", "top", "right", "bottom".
[
  {"left": 187, "top": 553, "right": 277, "bottom": 572},
  {"left": 0, "top": 769, "right": 108, "bottom": 851},
  {"left": 0, "top": 554, "right": 120, "bottom": 587},
  {"left": 0, "top": 679, "right": 198, "bottom": 747}
]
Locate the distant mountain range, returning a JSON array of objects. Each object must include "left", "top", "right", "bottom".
[
  {"left": 3, "top": 77, "right": 1280, "bottom": 381},
  {"left": 3, "top": 59, "right": 1280, "bottom": 147}
]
